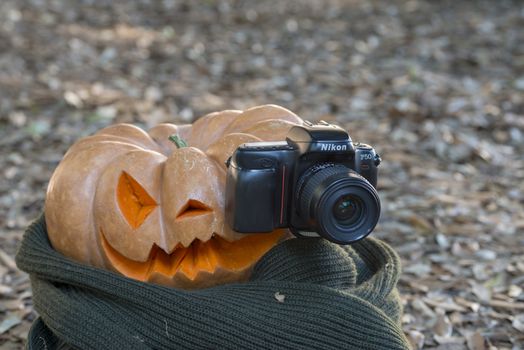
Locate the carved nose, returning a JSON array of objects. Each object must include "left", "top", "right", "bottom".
[{"left": 175, "top": 199, "right": 213, "bottom": 220}]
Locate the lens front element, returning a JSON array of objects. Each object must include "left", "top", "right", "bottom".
[{"left": 333, "top": 195, "right": 363, "bottom": 225}]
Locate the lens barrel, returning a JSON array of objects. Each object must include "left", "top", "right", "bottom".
[{"left": 298, "top": 164, "right": 380, "bottom": 244}]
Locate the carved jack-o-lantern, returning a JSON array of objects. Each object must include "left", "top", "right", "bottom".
[{"left": 45, "top": 105, "right": 303, "bottom": 288}]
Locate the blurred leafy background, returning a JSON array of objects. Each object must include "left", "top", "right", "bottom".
[{"left": 0, "top": 0, "right": 523, "bottom": 349}]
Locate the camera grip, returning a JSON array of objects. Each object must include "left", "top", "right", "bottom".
[{"left": 226, "top": 167, "right": 277, "bottom": 232}]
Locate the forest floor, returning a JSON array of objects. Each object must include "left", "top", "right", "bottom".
[{"left": 1, "top": 1, "right": 523, "bottom": 349}]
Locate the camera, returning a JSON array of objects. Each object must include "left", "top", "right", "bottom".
[{"left": 225, "top": 121, "right": 381, "bottom": 245}]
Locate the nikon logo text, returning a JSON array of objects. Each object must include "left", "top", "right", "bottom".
[{"left": 320, "top": 143, "right": 347, "bottom": 151}]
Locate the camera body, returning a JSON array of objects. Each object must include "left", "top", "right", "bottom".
[{"left": 225, "top": 121, "right": 381, "bottom": 244}]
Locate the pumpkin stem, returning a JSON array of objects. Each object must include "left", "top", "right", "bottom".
[{"left": 168, "top": 134, "right": 188, "bottom": 148}]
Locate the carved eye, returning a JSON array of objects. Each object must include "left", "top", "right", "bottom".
[{"left": 117, "top": 171, "right": 158, "bottom": 228}]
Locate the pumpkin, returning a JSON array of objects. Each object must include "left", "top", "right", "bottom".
[{"left": 45, "top": 105, "right": 304, "bottom": 288}]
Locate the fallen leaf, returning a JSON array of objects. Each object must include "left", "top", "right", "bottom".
[
  {"left": 274, "top": 291, "right": 285, "bottom": 303},
  {"left": 512, "top": 314, "right": 524, "bottom": 332},
  {"left": 0, "top": 248, "right": 17, "bottom": 270},
  {"left": 412, "top": 299, "right": 436, "bottom": 318},
  {"left": 434, "top": 335, "right": 465, "bottom": 345},
  {"left": 433, "top": 312, "right": 453, "bottom": 337},
  {"left": 404, "top": 263, "right": 432, "bottom": 277},
  {"left": 423, "top": 297, "right": 467, "bottom": 313},
  {"left": 466, "top": 331, "right": 486, "bottom": 350},
  {"left": 0, "top": 313, "right": 22, "bottom": 334},
  {"left": 407, "top": 330, "right": 425, "bottom": 350},
  {"left": 488, "top": 300, "right": 524, "bottom": 310}
]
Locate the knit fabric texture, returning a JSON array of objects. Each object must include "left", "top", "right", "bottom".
[{"left": 16, "top": 214, "right": 410, "bottom": 350}]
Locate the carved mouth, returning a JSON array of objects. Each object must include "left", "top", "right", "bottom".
[{"left": 100, "top": 229, "right": 284, "bottom": 282}]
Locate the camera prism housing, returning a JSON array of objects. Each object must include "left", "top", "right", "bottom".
[{"left": 225, "top": 121, "right": 381, "bottom": 244}]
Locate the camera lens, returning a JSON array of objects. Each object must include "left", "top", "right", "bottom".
[
  {"left": 297, "top": 164, "right": 380, "bottom": 244},
  {"left": 333, "top": 195, "right": 362, "bottom": 224}
]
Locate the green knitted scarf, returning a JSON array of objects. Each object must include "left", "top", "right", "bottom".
[{"left": 16, "top": 215, "right": 410, "bottom": 350}]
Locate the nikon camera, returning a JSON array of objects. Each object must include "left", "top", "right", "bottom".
[{"left": 225, "top": 121, "right": 381, "bottom": 245}]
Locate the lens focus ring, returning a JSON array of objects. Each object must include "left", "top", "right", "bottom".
[
  {"left": 299, "top": 165, "right": 348, "bottom": 219},
  {"left": 297, "top": 164, "right": 380, "bottom": 244},
  {"left": 300, "top": 164, "right": 371, "bottom": 219}
]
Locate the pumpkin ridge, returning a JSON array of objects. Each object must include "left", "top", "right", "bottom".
[
  {"left": 96, "top": 123, "right": 162, "bottom": 151},
  {"left": 187, "top": 110, "right": 242, "bottom": 149},
  {"left": 155, "top": 158, "right": 169, "bottom": 254},
  {"left": 223, "top": 104, "right": 301, "bottom": 134},
  {"left": 64, "top": 137, "right": 138, "bottom": 158}
]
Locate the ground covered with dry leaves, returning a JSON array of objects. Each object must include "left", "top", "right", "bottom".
[{"left": 0, "top": 1, "right": 523, "bottom": 349}]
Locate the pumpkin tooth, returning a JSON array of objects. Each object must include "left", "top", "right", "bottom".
[
  {"left": 168, "top": 244, "right": 188, "bottom": 276},
  {"left": 196, "top": 239, "right": 216, "bottom": 273},
  {"left": 149, "top": 245, "right": 169, "bottom": 276},
  {"left": 179, "top": 243, "right": 198, "bottom": 280}
]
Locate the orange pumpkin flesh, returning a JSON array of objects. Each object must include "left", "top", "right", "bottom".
[
  {"left": 100, "top": 228, "right": 284, "bottom": 282},
  {"left": 45, "top": 104, "right": 303, "bottom": 288},
  {"left": 117, "top": 171, "right": 158, "bottom": 228}
]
